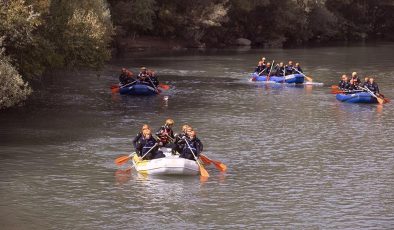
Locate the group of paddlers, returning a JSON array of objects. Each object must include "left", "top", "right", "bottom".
[
  {"left": 338, "top": 72, "right": 380, "bottom": 95},
  {"left": 118, "top": 67, "right": 159, "bottom": 88},
  {"left": 132, "top": 119, "right": 203, "bottom": 161},
  {"left": 255, "top": 57, "right": 304, "bottom": 76}
]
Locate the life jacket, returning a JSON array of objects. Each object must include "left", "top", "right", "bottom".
[
  {"left": 138, "top": 136, "right": 157, "bottom": 155},
  {"left": 157, "top": 126, "right": 174, "bottom": 144}
]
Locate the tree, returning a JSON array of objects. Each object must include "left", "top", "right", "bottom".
[{"left": 0, "top": 49, "right": 32, "bottom": 109}]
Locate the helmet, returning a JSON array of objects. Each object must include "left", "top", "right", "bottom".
[
  {"left": 140, "top": 67, "right": 147, "bottom": 70},
  {"left": 165, "top": 119, "right": 174, "bottom": 126}
]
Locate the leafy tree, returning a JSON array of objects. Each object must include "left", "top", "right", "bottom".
[{"left": 0, "top": 49, "right": 32, "bottom": 109}]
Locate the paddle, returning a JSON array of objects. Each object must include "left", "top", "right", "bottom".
[
  {"left": 158, "top": 83, "right": 170, "bottom": 90},
  {"left": 111, "top": 80, "right": 137, "bottom": 93},
  {"left": 146, "top": 76, "right": 160, "bottom": 93},
  {"left": 292, "top": 68, "right": 313, "bottom": 82},
  {"left": 258, "top": 67, "right": 268, "bottom": 76},
  {"left": 183, "top": 137, "right": 209, "bottom": 177},
  {"left": 200, "top": 154, "right": 227, "bottom": 172},
  {"left": 361, "top": 86, "right": 385, "bottom": 104},
  {"left": 266, "top": 60, "right": 275, "bottom": 81},
  {"left": 114, "top": 142, "right": 159, "bottom": 167},
  {"left": 115, "top": 152, "right": 135, "bottom": 166}
]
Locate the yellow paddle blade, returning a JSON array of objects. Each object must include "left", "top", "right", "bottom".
[
  {"left": 305, "top": 76, "right": 313, "bottom": 82},
  {"left": 199, "top": 165, "right": 209, "bottom": 177},
  {"left": 377, "top": 97, "right": 384, "bottom": 105},
  {"left": 114, "top": 155, "right": 131, "bottom": 166}
]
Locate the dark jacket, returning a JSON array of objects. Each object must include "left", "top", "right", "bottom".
[
  {"left": 255, "top": 65, "right": 266, "bottom": 73},
  {"left": 132, "top": 132, "right": 143, "bottom": 150},
  {"left": 135, "top": 136, "right": 159, "bottom": 159},
  {"left": 338, "top": 80, "right": 350, "bottom": 89},
  {"left": 285, "top": 65, "right": 293, "bottom": 75},
  {"left": 179, "top": 137, "right": 203, "bottom": 160},
  {"left": 274, "top": 66, "right": 285, "bottom": 76},
  {"left": 293, "top": 66, "right": 303, "bottom": 74},
  {"left": 366, "top": 82, "right": 380, "bottom": 94},
  {"left": 119, "top": 73, "right": 134, "bottom": 85}
]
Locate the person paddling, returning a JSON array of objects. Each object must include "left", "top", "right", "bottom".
[
  {"left": 275, "top": 62, "right": 285, "bottom": 76},
  {"left": 156, "top": 119, "right": 175, "bottom": 148},
  {"left": 285, "top": 61, "right": 294, "bottom": 75},
  {"left": 365, "top": 77, "right": 380, "bottom": 96},
  {"left": 179, "top": 130, "right": 203, "bottom": 161},
  {"left": 135, "top": 128, "right": 165, "bottom": 160},
  {"left": 294, "top": 63, "right": 303, "bottom": 73},
  {"left": 173, "top": 124, "right": 192, "bottom": 154},
  {"left": 351, "top": 72, "right": 361, "bottom": 86},
  {"left": 260, "top": 62, "right": 271, "bottom": 75},
  {"left": 132, "top": 124, "right": 150, "bottom": 151},
  {"left": 119, "top": 68, "right": 135, "bottom": 86},
  {"left": 338, "top": 74, "right": 350, "bottom": 90}
]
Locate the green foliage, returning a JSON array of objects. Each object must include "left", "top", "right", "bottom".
[{"left": 0, "top": 50, "right": 32, "bottom": 109}]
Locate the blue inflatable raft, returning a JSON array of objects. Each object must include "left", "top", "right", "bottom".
[
  {"left": 250, "top": 72, "right": 304, "bottom": 84},
  {"left": 336, "top": 92, "right": 377, "bottom": 103},
  {"left": 119, "top": 83, "right": 158, "bottom": 96}
]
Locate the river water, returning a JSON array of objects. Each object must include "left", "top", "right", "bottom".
[{"left": 1, "top": 43, "right": 394, "bottom": 229}]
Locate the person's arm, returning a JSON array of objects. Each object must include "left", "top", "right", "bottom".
[{"left": 132, "top": 132, "right": 141, "bottom": 149}]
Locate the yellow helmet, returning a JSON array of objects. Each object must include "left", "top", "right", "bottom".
[{"left": 165, "top": 119, "right": 174, "bottom": 126}]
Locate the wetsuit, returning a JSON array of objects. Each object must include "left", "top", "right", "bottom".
[
  {"left": 275, "top": 66, "right": 285, "bottom": 76},
  {"left": 285, "top": 65, "right": 293, "bottom": 75},
  {"left": 294, "top": 66, "right": 303, "bottom": 73},
  {"left": 135, "top": 136, "right": 165, "bottom": 160},
  {"left": 338, "top": 80, "right": 350, "bottom": 90},
  {"left": 179, "top": 137, "right": 203, "bottom": 161},
  {"left": 132, "top": 132, "right": 143, "bottom": 151},
  {"left": 366, "top": 82, "right": 380, "bottom": 94}
]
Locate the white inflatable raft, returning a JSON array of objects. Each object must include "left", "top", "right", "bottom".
[{"left": 131, "top": 148, "right": 200, "bottom": 176}]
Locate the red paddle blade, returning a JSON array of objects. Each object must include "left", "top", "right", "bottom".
[
  {"left": 214, "top": 162, "right": 227, "bottom": 172},
  {"left": 199, "top": 155, "right": 212, "bottom": 165},
  {"left": 159, "top": 84, "right": 170, "bottom": 90},
  {"left": 111, "top": 87, "right": 119, "bottom": 93},
  {"left": 114, "top": 155, "right": 131, "bottom": 166}
]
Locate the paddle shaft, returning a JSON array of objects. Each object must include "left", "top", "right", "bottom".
[
  {"left": 258, "top": 67, "right": 268, "bottom": 76},
  {"left": 146, "top": 76, "right": 159, "bottom": 93},
  {"left": 361, "top": 86, "right": 384, "bottom": 104},
  {"left": 119, "top": 80, "right": 137, "bottom": 89},
  {"left": 292, "top": 68, "right": 312, "bottom": 81},
  {"left": 266, "top": 60, "right": 275, "bottom": 81},
  {"left": 183, "top": 137, "right": 209, "bottom": 177}
]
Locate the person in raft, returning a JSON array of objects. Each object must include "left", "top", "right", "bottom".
[
  {"left": 348, "top": 78, "right": 359, "bottom": 90},
  {"left": 173, "top": 124, "right": 192, "bottom": 154},
  {"left": 137, "top": 67, "right": 159, "bottom": 87},
  {"left": 135, "top": 128, "right": 165, "bottom": 160},
  {"left": 179, "top": 130, "right": 203, "bottom": 161},
  {"left": 351, "top": 72, "right": 361, "bottom": 86},
  {"left": 285, "top": 60, "right": 294, "bottom": 76},
  {"left": 132, "top": 124, "right": 150, "bottom": 151},
  {"left": 260, "top": 62, "right": 272, "bottom": 75},
  {"left": 274, "top": 62, "right": 285, "bottom": 76},
  {"left": 119, "top": 68, "right": 135, "bottom": 86},
  {"left": 255, "top": 57, "right": 267, "bottom": 75},
  {"left": 338, "top": 74, "right": 350, "bottom": 90},
  {"left": 156, "top": 119, "right": 175, "bottom": 148},
  {"left": 365, "top": 77, "right": 380, "bottom": 95},
  {"left": 293, "top": 63, "right": 303, "bottom": 73}
]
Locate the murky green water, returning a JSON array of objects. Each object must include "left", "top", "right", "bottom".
[{"left": 1, "top": 43, "right": 394, "bottom": 229}]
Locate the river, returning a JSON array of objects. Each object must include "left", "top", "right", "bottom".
[{"left": 1, "top": 43, "right": 394, "bottom": 229}]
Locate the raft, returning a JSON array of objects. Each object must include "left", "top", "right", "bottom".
[
  {"left": 250, "top": 72, "right": 304, "bottom": 84},
  {"left": 131, "top": 148, "right": 200, "bottom": 176},
  {"left": 336, "top": 92, "right": 378, "bottom": 103},
  {"left": 119, "top": 83, "right": 158, "bottom": 95}
]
